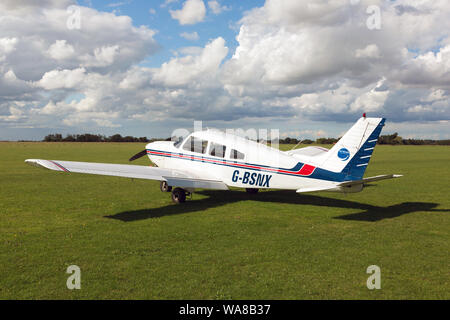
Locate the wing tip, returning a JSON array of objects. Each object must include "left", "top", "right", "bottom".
[
  {"left": 25, "top": 159, "right": 46, "bottom": 169},
  {"left": 25, "top": 159, "right": 40, "bottom": 166},
  {"left": 25, "top": 159, "right": 63, "bottom": 171}
]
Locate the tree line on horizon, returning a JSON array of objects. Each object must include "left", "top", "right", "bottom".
[
  {"left": 42, "top": 132, "right": 450, "bottom": 145},
  {"left": 43, "top": 133, "right": 155, "bottom": 143}
]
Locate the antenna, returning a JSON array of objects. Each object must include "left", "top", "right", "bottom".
[{"left": 289, "top": 139, "right": 303, "bottom": 151}]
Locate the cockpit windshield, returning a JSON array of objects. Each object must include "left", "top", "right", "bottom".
[{"left": 173, "top": 136, "right": 185, "bottom": 148}]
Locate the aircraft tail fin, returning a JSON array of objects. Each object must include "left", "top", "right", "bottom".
[{"left": 319, "top": 116, "right": 385, "bottom": 180}]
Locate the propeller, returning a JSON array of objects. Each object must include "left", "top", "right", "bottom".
[{"left": 129, "top": 149, "right": 147, "bottom": 162}]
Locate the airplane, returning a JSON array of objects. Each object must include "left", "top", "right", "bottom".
[{"left": 25, "top": 115, "right": 402, "bottom": 204}]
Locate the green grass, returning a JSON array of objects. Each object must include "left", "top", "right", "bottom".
[{"left": 0, "top": 142, "right": 449, "bottom": 299}]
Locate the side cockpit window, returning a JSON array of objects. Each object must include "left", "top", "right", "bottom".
[
  {"left": 173, "top": 136, "right": 184, "bottom": 148},
  {"left": 182, "top": 136, "right": 208, "bottom": 154},
  {"left": 209, "top": 142, "right": 226, "bottom": 158},
  {"left": 230, "top": 149, "right": 245, "bottom": 160}
]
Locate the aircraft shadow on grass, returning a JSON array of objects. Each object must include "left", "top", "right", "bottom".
[{"left": 105, "top": 189, "right": 449, "bottom": 223}]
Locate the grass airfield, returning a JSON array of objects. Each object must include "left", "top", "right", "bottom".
[{"left": 0, "top": 142, "right": 449, "bottom": 299}]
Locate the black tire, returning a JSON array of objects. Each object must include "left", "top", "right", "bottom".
[
  {"left": 160, "top": 181, "right": 172, "bottom": 192},
  {"left": 246, "top": 188, "right": 259, "bottom": 194},
  {"left": 171, "top": 188, "right": 186, "bottom": 203}
]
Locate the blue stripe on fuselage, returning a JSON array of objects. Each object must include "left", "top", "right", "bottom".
[{"left": 146, "top": 149, "right": 354, "bottom": 182}]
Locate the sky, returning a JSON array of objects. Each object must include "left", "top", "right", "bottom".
[{"left": 0, "top": 0, "right": 449, "bottom": 141}]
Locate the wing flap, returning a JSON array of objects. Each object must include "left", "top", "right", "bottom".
[{"left": 164, "top": 177, "right": 228, "bottom": 190}]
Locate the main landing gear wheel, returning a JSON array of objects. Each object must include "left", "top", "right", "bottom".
[
  {"left": 160, "top": 181, "right": 172, "bottom": 192},
  {"left": 246, "top": 188, "right": 259, "bottom": 194},
  {"left": 171, "top": 187, "right": 186, "bottom": 203}
]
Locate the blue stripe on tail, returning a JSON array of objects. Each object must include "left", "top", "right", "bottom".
[{"left": 341, "top": 118, "right": 385, "bottom": 180}]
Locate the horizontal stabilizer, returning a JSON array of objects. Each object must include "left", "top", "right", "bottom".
[
  {"left": 338, "top": 174, "right": 403, "bottom": 187},
  {"left": 296, "top": 185, "right": 339, "bottom": 193},
  {"left": 296, "top": 174, "right": 402, "bottom": 194}
]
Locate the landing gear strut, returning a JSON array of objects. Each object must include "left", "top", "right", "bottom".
[
  {"left": 160, "top": 181, "right": 172, "bottom": 192},
  {"left": 171, "top": 187, "right": 186, "bottom": 203}
]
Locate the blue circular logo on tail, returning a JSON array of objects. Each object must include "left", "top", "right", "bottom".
[{"left": 337, "top": 148, "right": 350, "bottom": 161}]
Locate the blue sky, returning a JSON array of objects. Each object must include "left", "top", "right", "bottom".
[
  {"left": 85, "top": 0, "right": 261, "bottom": 67},
  {"left": 0, "top": 0, "right": 449, "bottom": 140}
]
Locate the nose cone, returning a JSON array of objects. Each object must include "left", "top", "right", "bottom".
[
  {"left": 146, "top": 141, "right": 175, "bottom": 167},
  {"left": 145, "top": 142, "right": 155, "bottom": 150},
  {"left": 146, "top": 141, "right": 170, "bottom": 151}
]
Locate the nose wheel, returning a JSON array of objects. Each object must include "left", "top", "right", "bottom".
[{"left": 171, "top": 187, "right": 186, "bottom": 203}]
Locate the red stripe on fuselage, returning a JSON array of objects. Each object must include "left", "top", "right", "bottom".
[
  {"left": 146, "top": 150, "right": 316, "bottom": 176},
  {"left": 298, "top": 164, "right": 316, "bottom": 176}
]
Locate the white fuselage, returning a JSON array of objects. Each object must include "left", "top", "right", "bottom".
[{"left": 145, "top": 130, "right": 339, "bottom": 191}]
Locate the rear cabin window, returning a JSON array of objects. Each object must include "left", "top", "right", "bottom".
[
  {"left": 230, "top": 149, "right": 245, "bottom": 160},
  {"left": 182, "top": 136, "right": 208, "bottom": 154},
  {"left": 209, "top": 142, "right": 226, "bottom": 158}
]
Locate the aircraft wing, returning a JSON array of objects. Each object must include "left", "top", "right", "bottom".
[{"left": 25, "top": 159, "right": 228, "bottom": 190}]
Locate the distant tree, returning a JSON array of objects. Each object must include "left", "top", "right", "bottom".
[
  {"left": 122, "top": 136, "right": 134, "bottom": 142},
  {"left": 44, "top": 134, "right": 63, "bottom": 142},
  {"left": 279, "top": 137, "right": 301, "bottom": 144},
  {"left": 62, "top": 134, "right": 76, "bottom": 142},
  {"left": 438, "top": 140, "right": 450, "bottom": 145},
  {"left": 378, "top": 132, "right": 403, "bottom": 145},
  {"left": 75, "top": 133, "right": 102, "bottom": 142},
  {"left": 316, "top": 137, "right": 338, "bottom": 144},
  {"left": 109, "top": 134, "right": 123, "bottom": 142}
]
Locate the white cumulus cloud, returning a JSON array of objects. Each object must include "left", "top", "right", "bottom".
[
  {"left": 170, "top": 0, "right": 206, "bottom": 25},
  {"left": 180, "top": 31, "right": 200, "bottom": 41},
  {"left": 47, "top": 40, "right": 75, "bottom": 60},
  {"left": 208, "top": 1, "right": 231, "bottom": 15},
  {"left": 153, "top": 37, "right": 228, "bottom": 87},
  {"left": 37, "top": 68, "right": 86, "bottom": 90}
]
